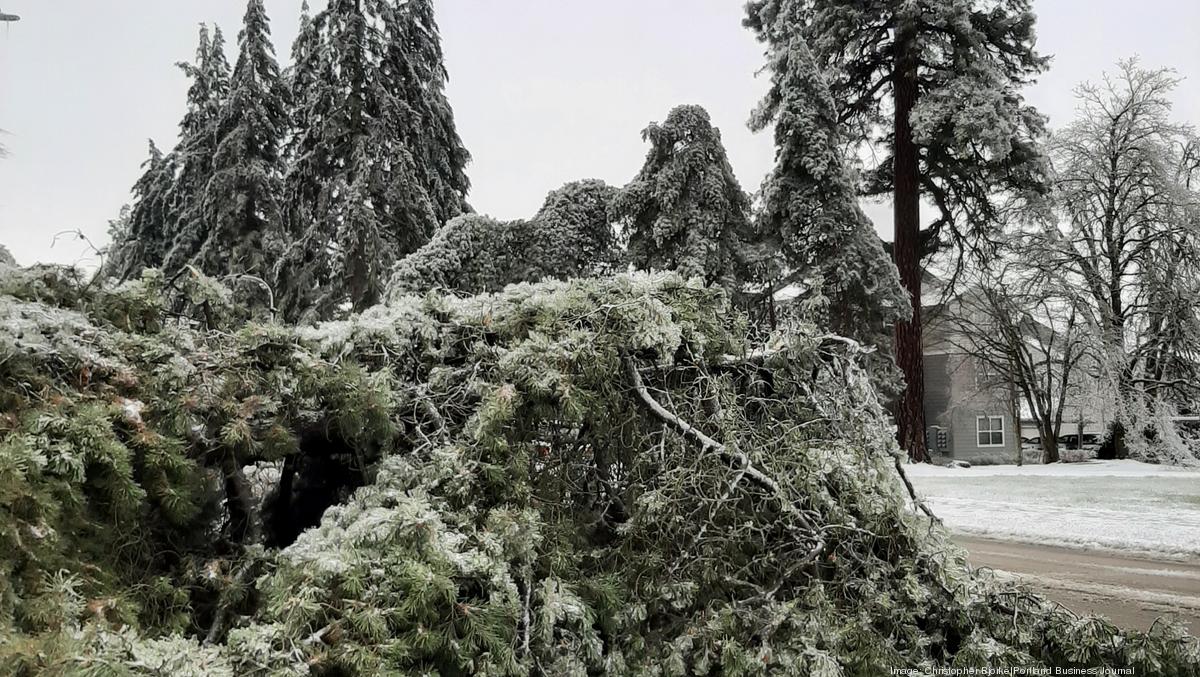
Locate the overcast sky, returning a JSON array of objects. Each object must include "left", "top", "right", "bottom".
[{"left": 1, "top": 1, "right": 1198, "bottom": 267}]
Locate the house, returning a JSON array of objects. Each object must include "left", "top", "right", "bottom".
[
  {"left": 922, "top": 324, "right": 1023, "bottom": 463},
  {"left": 769, "top": 272, "right": 1106, "bottom": 462},
  {"left": 920, "top": 279, "right": 1107, "bottom": 463}
]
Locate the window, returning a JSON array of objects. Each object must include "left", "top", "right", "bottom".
[{"left": 977, "top": 416, "right": 1005, "bottom": 447}]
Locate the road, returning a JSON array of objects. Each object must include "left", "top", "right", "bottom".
[{"left": 954, "top": 535, "right": 1200, "bottom": 633}]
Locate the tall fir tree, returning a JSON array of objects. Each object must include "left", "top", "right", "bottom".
[
  {"left": 107, "top": 141, "right": 178, "bottom": 281},
  {"left": 748, "top": 23, "right": 906, "bottom": 350},
  {"left": 191, "top": 0, "right": 289, "bottom": 283},
  {"left": 285, "top": 1, "right": 322, "bottom": 129},
  {"left": 278, "top": 0, "right": 470, "bottom": 322},
  {"left": 161, "top": 25, "right": 232, "bottom": 274},
  {"left": 745, "top": 0, "right": 1049, "bottom": 461},
  {"left": 108, "top": 26, "right": 226, "bottom": 280},
  {"left": 611, "top": 105, "right": 754, "bottom": 290},
  {"left": 381, "top": 0, "right": 472, "bottom": 225}
]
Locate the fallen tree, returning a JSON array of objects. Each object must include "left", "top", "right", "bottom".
[{"left": 0, "top": 264, "right": 1196, "bottom": 675}]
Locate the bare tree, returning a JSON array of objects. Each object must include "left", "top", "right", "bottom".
[
  {"left": 1023, "top": 60, "right": 1200, "bottom": 460},
  {"left": 944, "top": 255, "right": 1088, "bottom": 464}
]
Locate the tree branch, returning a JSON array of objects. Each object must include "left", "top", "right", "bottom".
[{"left": 623, "top": 353, "right": 825, "bottom": 557}]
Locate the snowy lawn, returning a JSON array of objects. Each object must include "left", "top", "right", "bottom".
[{"left": 907, "top": 460, "right": 1200, "bottom": 559}]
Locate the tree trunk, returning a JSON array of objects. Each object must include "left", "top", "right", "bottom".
[
  {"left": 1010, "top": 380, "right": 1023, "bottom": 466},
  {"left": 892, "top": 19, "right": 927, "bottom": 462},
  {"left": 1041, "top": 414, "right": 1060, "bottom": 464}
]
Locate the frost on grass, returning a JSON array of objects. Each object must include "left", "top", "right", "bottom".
[{"left": 0, "top": 265, "right": 1197, "bottom": 675}]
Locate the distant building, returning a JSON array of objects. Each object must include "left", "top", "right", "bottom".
[
  {"left": 771, "top": 272, "right": 1106, "bottom": 462},
  {"left": 921, "top": 278, "right": 1107, "bottom": 463},
  {"left": 922, "top": 323, "right": 1022, "bottom": 462}
]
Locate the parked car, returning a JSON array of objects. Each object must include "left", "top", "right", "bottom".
[{"left": 1057, "top": 433, "right": 1100, "bottom": 448}]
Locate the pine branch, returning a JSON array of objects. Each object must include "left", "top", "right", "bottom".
[
  {"left": 892, "top": 453, "right": 940, "bottom": 523},
  {"left": 204, "top": 558, "right": 258, "bottom": 646},
  {"left": 623, "top": 353, "right": 824, "bottom": 557}
]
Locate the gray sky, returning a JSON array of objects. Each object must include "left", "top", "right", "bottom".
[{"left": 1, "top": 1, "right": 1197, "bottom": 267}]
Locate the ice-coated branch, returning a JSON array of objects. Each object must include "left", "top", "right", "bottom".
[{"left": 623, "top": 353, "right": 824, "bottom": 560}]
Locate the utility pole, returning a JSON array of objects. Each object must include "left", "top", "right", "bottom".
[{"left": 1, "top": 7, "right": 17, "bottom": 158}]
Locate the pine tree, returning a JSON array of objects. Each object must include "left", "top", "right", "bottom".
[
  {"left": 107, "top": 141, "right": 178, "bottom": 281},
  {"left": 745, "top": 0, "right": 1050, "bottom": 461},
  {"left": 278, "top": 0, "right": 470, "bottom": 322},
  {"left": 285, "top": 1, "right": 321, "bottom": 129},
  {"left": 612, "top": 105, "right": 753, "bottom": 289},
  {"left": 390, "top": 180, "right": 619, "bottom": 295},
  {"left": 380, "top": 0, "right": 472, "bottom": 225},
  {"left": 748, "top": 27, "right": 906, "bottom": 348},
  {"left": 161, "top": 25, "right": 232, "bottom": 275},
  {"left": 190, "top": 0, "right": 289, "bottom": 284}
]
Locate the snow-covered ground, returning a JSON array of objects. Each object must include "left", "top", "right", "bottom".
[{"left": 907, "top": 460, "right": 1200, "bottom": 559}]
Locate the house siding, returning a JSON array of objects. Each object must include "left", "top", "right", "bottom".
[
  {"left": 945, "top": 356, "right": 1019, "bottom": 462},
  {"left": 949, "top": 407, "right": 1019, "bottom": 462},
  {"left": 923, "top": 353, "right": 954, "bottom": 454},
  {"left": 919, "top": 287, "right": 1107, "bottom": 463}
]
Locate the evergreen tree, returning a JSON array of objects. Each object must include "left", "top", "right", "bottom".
[
  {"left": 191, "top": 0, "right": 289, "bottom": 283},
  {"left": 390, "top": 180, "right": 619, "bottom": 295},
  {"left": 745, "top": 0, "right": 1050, "bottom": 461},
  {"left": 529, "top": 179, "right": 621, "bottom": 278},
  {"left": 161, "top": 25, "right": 232, "bottom": 274},
  {"left": 285, "top": 1, "right": 322, "bottom": 133},
  {"left": 278, "top": 0, "right": 471, "bottom": 322},
  {"left": 748, "top": 27, "right": 906, "bottom": 348},
  {"left": 380, "top": 0, "right": 472, "bottom": 225},
  {"left": 612, "top": 105, "right": 753, "bottom": 289},
  {"left": 107, "top": 141, "right": 178, "bottom": 281}
]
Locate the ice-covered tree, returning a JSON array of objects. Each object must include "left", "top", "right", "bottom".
[
  {"left": 187, "top": 0, "right": 289, "bottom": 286},
  {"left": 380, "top": 0, "right": 472, "bottom": 225},
  {"left": 277, "top": 0, "right": 471, "bottom": 321},
  {"left": 286, "top": 1, "right": 321, "bottom": 105},
  {"left": 529, "top": 179, "right": 621, "bottom": 277},
  {"left": 748, "top": 26, "right": 906, "bottom": 349},
  {"left": 390, "top": 179, "right": 619, "bottom": 295},
  {"left": 612, "top": 105, "right": 754, "bottom": 289},
  {"left": 161, "top": 25, "right": 232, "bottom": 274},
  {"left": 107, "top": 26, "right": 229, "bottom": 281},
  {"left": 745, "top": 0, "right": 1050, "bottom": 460},
  {"left": 106, "top": 141, "right": 178, "bottom": 281},
  {"left": 1032, "top": 62, "right": 1200, "bottom": 461}
]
